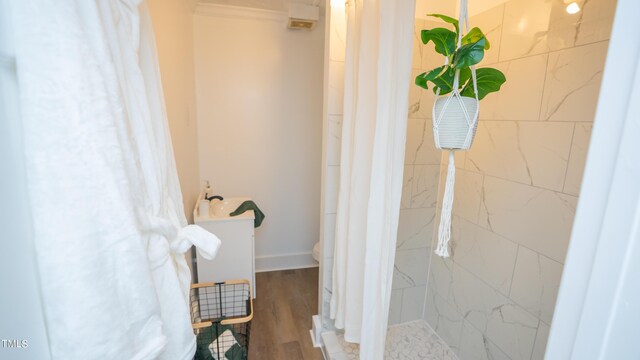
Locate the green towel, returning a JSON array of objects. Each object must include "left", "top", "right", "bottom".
[
  {"left": 229, "top": 200, "right": 265, "bottom": 228},
  {"left": 194, "top": 323, "right": 247, "bottom": 360},
  {"left": 195, "top": 325, "right": 224, "bottom": 360},
  {"left": 223, "top": 343, "right": 246, "bottom": 360}
]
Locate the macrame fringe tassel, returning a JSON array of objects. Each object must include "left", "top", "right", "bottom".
[{"left": 435, "top": 151, "right": 456, "bottom": 258}]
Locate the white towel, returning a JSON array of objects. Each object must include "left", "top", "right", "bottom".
[
  {"left": 11, "top": 1, "right": 221, "bottom": 359},
  {"left": 137, "top": 6, "right": 221, "bottom": 359},
  {"left": 208, "top": 330, "right": 239, "bottom": 360}
]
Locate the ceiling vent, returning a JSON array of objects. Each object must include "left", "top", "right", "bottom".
[{"left": 287, "top": 3, "right": 320, "bottom": 30}]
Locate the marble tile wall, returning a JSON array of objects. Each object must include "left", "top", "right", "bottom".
[
  {"left": 422, "top": 1, "right": 616, "bottom": 359},
  {"left": 390, "top": 16, "right": 443, "bottom": 326}
]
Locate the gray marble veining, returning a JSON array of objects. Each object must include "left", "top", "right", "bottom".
[{"left": 421, "top": 2, "right": 615, "bottom": 359}]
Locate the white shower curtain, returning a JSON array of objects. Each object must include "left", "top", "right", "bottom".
[
  {"left": 10, "top": 1, "right": 219, "bottom": 359},
  {"left": 330, "top": 0, "right": 416, "bottom": 358}
]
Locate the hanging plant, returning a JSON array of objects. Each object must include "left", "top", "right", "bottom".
[
  {"left": 415, "top": 13, "right": 506, "bottom": 150},
  {"left": 415, "top": 14, "right": 506, "bottom": 101},
  {"left": 414, "top": 11, "right": 507, "bottom": 258}
]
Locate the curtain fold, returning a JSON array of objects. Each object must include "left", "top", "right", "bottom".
[
  {"left": 11, "top": 1, "right": 219, "bottom": 359},
  {"left": 330, "top": 0, "right": 416, "bottom": 358}
]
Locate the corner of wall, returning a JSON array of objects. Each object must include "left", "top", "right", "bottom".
[{"left": 148, "top": 0, "right": 202, "bottom": 224}]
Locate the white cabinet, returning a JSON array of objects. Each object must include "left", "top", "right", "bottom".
[{"left": 194, "top": 196, "right": 256, "bottom": 297}]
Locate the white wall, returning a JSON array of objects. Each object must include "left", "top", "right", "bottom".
[
  {"left": 193, "top": 5, "right": 324, "bottom": 271},
  {"left": 148, "top": 0, "right": 201, "bottom": 223}
]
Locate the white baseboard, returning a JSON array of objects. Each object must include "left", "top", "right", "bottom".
[
  {"left": 255, "top": 252, "right": 318, "bottom": 272},
  {"left": 310, "top": 315, "right": 323, "bottom": 348}
]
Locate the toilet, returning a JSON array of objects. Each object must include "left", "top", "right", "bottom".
[{"left": 312, "top": 242, "right": 320, "bottom": 262}]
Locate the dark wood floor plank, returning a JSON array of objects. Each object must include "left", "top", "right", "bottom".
[
  {"left": 248, "top": 268, "right": 323, "bottom": 360},
  {"left": 281, "top": 341, "right": 304, "bottom": 359},
  {"left": 289, "top": 295, "right": 323, "bottom": 360}
]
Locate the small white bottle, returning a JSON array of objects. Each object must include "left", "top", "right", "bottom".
[
  {"left": 199, "top": 199, "right": 210, "bottom": 218},
  {"left": 200, "top": 180, "right": 212, "bottom": 217}
]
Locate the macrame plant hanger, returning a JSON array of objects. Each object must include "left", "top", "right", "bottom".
[{"left": 432, "top": 0, "right": 480, "bottom": 258}]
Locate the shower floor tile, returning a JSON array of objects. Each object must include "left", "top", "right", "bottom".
[{"left": 323, "top": 320, "right": 458, "bottom": 360}]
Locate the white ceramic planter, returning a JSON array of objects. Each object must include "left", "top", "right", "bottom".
[{"left": 433, "top": 95, "right": 479, "bottom": 150}]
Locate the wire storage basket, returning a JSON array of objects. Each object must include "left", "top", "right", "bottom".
[{"left": 191, "top": 279, "right": 253, "bottom": 360}]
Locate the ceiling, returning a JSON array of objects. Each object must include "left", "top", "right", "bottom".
[
  {"left": 197, "top": 0, "right": 324, "bottom": 12},
  {"left": 197, "top": 0, "right": 504, "bottom": 17},
  {"left": 416, "top": 0, "right": 512, "bottom": 17}
]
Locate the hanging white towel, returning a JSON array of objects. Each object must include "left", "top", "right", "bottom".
[
  {"left": 11, "top": 1, "right": 220, "bottom": 359},
  {"left": 137, "top": 6, "right": 221, "bottom": 359}
]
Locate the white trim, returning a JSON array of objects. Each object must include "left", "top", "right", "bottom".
[
  {"left": 546, "top": 0, "right": 640, "bottom": 358},
  {"left": 255, "top": 252, "right": 318, "bottom": 272},
  {"left": 310, "top": 315, "right": 324, "bottom": 348},
  {"left": 194, "top": 3, "right": 287, "bottom": 22},
  {"left": 317, "top": 0, "right": 334, "bottom": 332}
]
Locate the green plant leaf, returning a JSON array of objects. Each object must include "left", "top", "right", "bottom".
[
  {"left": 415, "top": 66, "right": 446, "bottom": 90},
  {"left": 460, "top": 67, "right": 506, "bottom": 100},
  {"left": 427, "top": 13, "right": 459, "bottom": 35},
  {"left": 421, "top": 28, "right": 457, "bottom": 57},
  {"left": 428, "top": 67, "right": 473, "bottom": 95},
  {"left": 462, "top": 27, "right": 490, "bottom": 50},
  {"left": 457, "top": 67, "right": 472, "bottom": 89},
  {"left": 430, "top": 67, "right": 455, "bottom": 95},
  {"left": 453, "top": 37, "right": 486, "bottom": 69}
]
